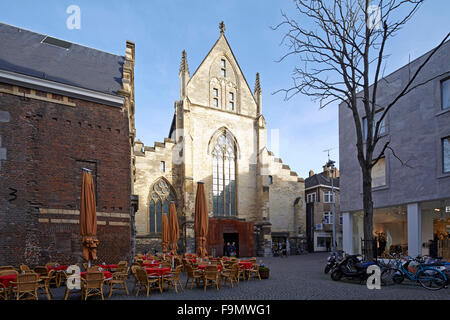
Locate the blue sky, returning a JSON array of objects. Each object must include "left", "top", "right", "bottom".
[{"left": 1, "top": 0, "right": 449, "bottom": 177}]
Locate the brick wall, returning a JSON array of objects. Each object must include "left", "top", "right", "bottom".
[{"left": 0, "top": 83, "right": 132, "bottom": 266}]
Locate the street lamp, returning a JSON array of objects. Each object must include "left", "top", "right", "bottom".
[{"left": 326, "top": 159, "right": 336, "bottom": 253}]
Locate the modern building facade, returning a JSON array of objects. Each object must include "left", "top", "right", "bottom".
[
  {"left": 339, "top": 40, "right": 450, "bottom": 259},
  {"left": 133, "top": 23, "right": 306, "bottom": 257},
  {"left": 305, "top": 163, "right": 342, "bottom": 252},
  {"left": 0, "top": 23, "right": 137, "bottom": 266}
]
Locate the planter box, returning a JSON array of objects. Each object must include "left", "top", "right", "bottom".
[{"left": 259, "top": 270, "right": 270, "bottom": 279}]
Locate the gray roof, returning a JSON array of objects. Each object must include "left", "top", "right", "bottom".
[
  {"left": 0, "top": 23, "right": 124, "bottom": 96},
  {"left": 305, "top": 173, "right": 339, "bottom": 189}
]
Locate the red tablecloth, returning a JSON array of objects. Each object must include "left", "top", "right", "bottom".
[
  {"left": 238, "top": 262, "right": 253, "bottom": 269},
  {"left": 80, "top": 271, "right": 112, "bottom": 280},
  {"left": 142, "top": 262, "right": 159, "bottom": 268},
  {"left": 198, "top": 265, "right": 222, "bottom": 271},
  {"left": 96, "top": 264, "right": 117, "bottom": 270},
  {"left": 46, "top": 265, "right": 68, "bottom": 272},
  {"left": 145, "top": 267, "right": 171, "bottom": 277},
  {"left": 0, "top": 274, "right": 16, "bottom": 288}
]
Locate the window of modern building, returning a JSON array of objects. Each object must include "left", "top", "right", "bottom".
[
  {"left": 323, "top": 191, "right": 334, "bottom": 203},
  {"left": 149, "top": 179, "right": 176, "bottom": 233},
  {"left": 339, "top": 213, "right": 343, "bottom": 225},
  {"left": 213, "top": 98, "right": 219, "bottom": 108},
  {"left": 160, "top": 161, "right": 165, "bottom": 173},
  {"left": 443, "top": 136, "right": 450, "bottom": 173},
  {"left": 363, "top": 111, "right": 386, "bottom": 140},
  {"left": 323, "top": 211, "right": 333, "bottom": 224},
  {"left": 442, "top": 78, "right": 450, "bottom": 110},
  {"left": 307, "top": 192, "right": 316, "bottom": 203},
  {"left": 212, "top": 132, "right": 236, "bottom": 216},
  {"left": 371, "top": 157, "right": 387, "bottom": 188}
]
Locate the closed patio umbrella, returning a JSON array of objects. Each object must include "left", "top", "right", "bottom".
[
  {"left": 194, "top": 182, "right": 208, "bottom": 258},
  {"left": 80, "top": 169, "right": 99, "bottom": 264},
  {"left": 168, "top": 202, "right": 179, "bottom": 255},
  {"left": 161, "top": 211, "right": 169, "bottom": 254}
]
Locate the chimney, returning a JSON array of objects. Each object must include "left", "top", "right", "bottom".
[
  {"left": 323, "top": 163, "right": 331, "bottom": 178},
  {"left": 309, "top": 170, "right": 314, "bottom": 177}
]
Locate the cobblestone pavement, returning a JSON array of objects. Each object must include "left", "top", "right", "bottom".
[{"left": 48, "top": 253, "right": 449, "bottom": 300}]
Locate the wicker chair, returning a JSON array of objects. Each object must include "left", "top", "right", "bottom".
[
  {"left": 135, "top": 268, "right": 159, "bottom": 297},
  {"left": 108, "top": 268, "right": 129, "bottom": 298},
  {"left": 202, "top": 265, "right": 220, "bottom": 291},
  {"left": 37, "top": 269, "right": 56, "bottom": 300},
  {"left": 221, "top": 263, "right": 239, "bottom": 288},
  {"left": 62, "top": 267, "right": 82, "bottom": 300},
  {"left": 162, "top": 265, "right": 184, "bottom": 293},
  {"left": 81, "top": 271, "right": 105, "bottom": 300},
  {"left": 19, "top": 264, "right": 32, "bottom": 273},
  {"left": 184, "top": 264, "right": 203, "bottom": 289},
  {"left": 0, "top": 266, "right": 16, "bottom": 272},
  {"left": 237, "top": 263, "right": 246, "bottom": 283},
  {"left": 131, "top": 265, "right": 140, "bottom": 293},
  {"left": 247, "top": 261, "right": 261, "bottom": 280},
  {"left": 10, "top": 273, "right": 40, "bottom": 300}
]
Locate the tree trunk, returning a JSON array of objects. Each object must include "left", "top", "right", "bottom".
[{"left": 361, "top": 166, "right": 375, "bottom": 260}]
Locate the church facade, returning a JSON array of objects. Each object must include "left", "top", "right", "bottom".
[{"left": 134, "top": 23, "right": 306, "bottom": 257}]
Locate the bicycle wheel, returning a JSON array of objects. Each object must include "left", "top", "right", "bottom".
[{"left": 417, "top": 268, "right": 447, "bottom": 290}]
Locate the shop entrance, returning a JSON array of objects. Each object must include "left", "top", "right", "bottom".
[{"left": 223, "top": 233, "right": 239, "bottom": 257}]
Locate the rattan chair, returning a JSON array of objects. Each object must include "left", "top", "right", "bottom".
[
  {"left": 202, "top": 265, "right": 220, "bottom": 291},
  {"left": 81, "top": 271, "right": 105, "bottom": 300},
  {"left": 247, "top": 261, "right": 261, "bottom": 280},
  {"left": 0, "top": 269, "right": 17, "bottom": 300},
  {"left": 108, "top": 268, "right": 129, "bottom": 298},
  {"left": 162, "top": 265, "right": 184, "bottom": 293},
  {"left": 184, "top": 264, "right": 203, "bottom": 290},
  {"left": 221, "top": 263, "right": 239, "bottom": 288},
  {"left": 37, "top": 269, "right": 56, "bottom": 300},
  {"left": 0, "top": 266, "right": 16, "bottom": 272},
  {"left": 19, "top": 264, "right": 32, "bottom": 273},
  {"left": 10, "top": 273, "right": 40, "bottom": 300},
  {"left": 135, "top": 268, "right": 159, "bottom": 297}
]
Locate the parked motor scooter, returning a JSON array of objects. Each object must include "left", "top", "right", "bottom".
[
  {"left": 324, "top": 251, "right": 344, "bottom": 274},
  {"left": 330, "top": 254, "right": 376, "bottom": 282}
]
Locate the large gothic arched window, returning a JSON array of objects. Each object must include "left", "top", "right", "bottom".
[
  {"left": 148, "top": 179, "right": 176, "bottom": 233},
  {"left": 212, "top": 132, "right": 236, "bottom": 216}
]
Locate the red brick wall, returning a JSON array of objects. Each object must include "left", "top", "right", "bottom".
[
  {"left": 207, "top": 219, "right": 254, "bottom": 257},
  {"left": 0, "top": 83, "right": 132, "bottom": 266}
]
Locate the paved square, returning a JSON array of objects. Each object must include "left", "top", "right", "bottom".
[{"left": 50, "top": 253, "right": 449, "bottom": 300}]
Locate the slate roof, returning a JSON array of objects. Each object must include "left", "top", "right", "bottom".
[
  {"left": 305, "top": 173, "right": 339, "bottom": 189},
  {"left": 0, "top": 23, "right": 124, "bottom": 96}
]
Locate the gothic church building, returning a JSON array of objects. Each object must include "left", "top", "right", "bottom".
[{"left": 134, "top": 23, "right": 306, "bottom": 257}]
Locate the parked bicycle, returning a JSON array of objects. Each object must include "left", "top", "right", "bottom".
[{"left": 388, "top": 255, "right": 448, "bottom": 290}]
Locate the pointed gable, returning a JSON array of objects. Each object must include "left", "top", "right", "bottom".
[{"left": 186, "top": 32, "right": 258, "bottom": 117}]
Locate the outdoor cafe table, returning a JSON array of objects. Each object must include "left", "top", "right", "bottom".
[
  {"left": 80, "top": 270, "right": 113, "bottom": 281},
  {"left": 142, "top": 261, "right": 160, "bottom": 268},
  {"left": 238, "top": 261, "right": 253, "bottom": 270},
  {"left": 96, "top": 264, "right": 117, "bottom": 271},
  {"left": 145, "top": 267, "right": 171, "bottom": 277},
  {"left": 46, "top": 265, "right": 68, "bottom": 272},
  {"left": 0, "top": 274, "right": 16, "bottom": 289},
  {"left": 197, "top": 264, "right": 222, "bottom": 271}
]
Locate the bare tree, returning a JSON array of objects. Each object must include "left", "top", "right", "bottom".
[{"left": 273, "top": 0, "right": 449, "bottom": 259}]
